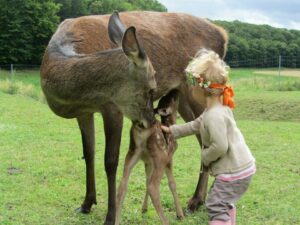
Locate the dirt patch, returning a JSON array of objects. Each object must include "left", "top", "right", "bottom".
[
  {"left": 7, "top": 167, "right": 22, "bottom": 175},
  {"left": 254, "top": 69, "right": 300, "bottom": 78}
]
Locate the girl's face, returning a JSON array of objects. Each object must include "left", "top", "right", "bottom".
[{"left": 191, "top": 86, "right": 206, "bottom": 106}]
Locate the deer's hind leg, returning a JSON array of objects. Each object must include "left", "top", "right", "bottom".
[
  {"left": 178, "top": 89, "right": 209, "bottom": 212},
  {"left": 188, "top": 97, "right": 210, "bottom": 212},
  {"left": 165, "top": 161, "right": 184, "bottom": 219},
  {"left": 76, "top": 114, "right": 97, "bottom": 213}
]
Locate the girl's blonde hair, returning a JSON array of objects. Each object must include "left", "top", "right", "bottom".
[{"left": 185, "top": 49, "right": 229, "bottom": 85}]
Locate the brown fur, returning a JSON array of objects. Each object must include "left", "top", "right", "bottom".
[
  {"left": 116, "top": 91, "right": 182, "bottom": 225},
  {"left": 44, "top": 11, "right": 227, "bottom": 99}
]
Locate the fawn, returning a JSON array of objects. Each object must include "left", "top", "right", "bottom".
[{"left": 115, "top": 90, "right": 183, "bottom": 225}]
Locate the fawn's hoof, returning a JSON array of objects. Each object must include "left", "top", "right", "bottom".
[{"left": 187, "top": 197, "right": 204, "bottom": 212}]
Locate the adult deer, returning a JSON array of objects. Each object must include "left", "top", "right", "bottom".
[{"left": 40, "top": 11, "right": 227, "bottom": 225}]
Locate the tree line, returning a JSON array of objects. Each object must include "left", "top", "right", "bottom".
[
  {"left": 214, "top": 20, "right": 300, "bottom": 68},
  {"left": 0, "top": 0, "right": 299, "bottom": 67},
  {"left": 0, "top": 0, "right": 166, "bottom": 65}
]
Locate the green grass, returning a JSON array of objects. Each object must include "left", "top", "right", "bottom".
[
  {"left": 1, "top": 69, "right": 300, "bottom": 225},
  {"left": 0, "top": 69, "right": 41, "bottom": 89}
]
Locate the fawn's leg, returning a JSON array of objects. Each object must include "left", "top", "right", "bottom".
[
  {"left": 142, "top": 162, "right": 153, "bottom": 213},
  {"left": 165, "top": 162, "right": 184, "bottom": 219},
  {"left": 76, "top": 114, "right": 97, "bottom": 213},
  {"left": 115, "top": 149, "right": 142, "bottom": 225},
  {"left": 148, "top": 165, "right": 168, "bottom": 225}
]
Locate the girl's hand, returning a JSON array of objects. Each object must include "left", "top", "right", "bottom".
[{"left": 161, "top": 125, "right": 171, "bottom": 133}]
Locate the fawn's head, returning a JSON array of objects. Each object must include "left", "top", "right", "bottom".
[{"left": 155, "top": 90, "right": 179, "bottom": 126}]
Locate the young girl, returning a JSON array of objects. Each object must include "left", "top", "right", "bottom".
[{"left": 161, "top": 49, "right": 255, "bottom": 225}]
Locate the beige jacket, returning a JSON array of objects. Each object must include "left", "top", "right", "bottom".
[{"left": 170, "top": 103, "right": 255, "bottom": 176}]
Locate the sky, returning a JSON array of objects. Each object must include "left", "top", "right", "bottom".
[{"left": 159, "top": 0, "right": 300, "bottom": 30}]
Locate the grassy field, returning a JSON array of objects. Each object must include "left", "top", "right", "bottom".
[{"left": 0, "top": 69, "right": 300, "bottom": 225}]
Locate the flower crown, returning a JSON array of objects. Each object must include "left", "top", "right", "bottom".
[{"left": 186, "top": 71, "right": 211, "bottom": 88}]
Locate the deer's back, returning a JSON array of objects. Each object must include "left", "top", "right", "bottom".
[{"left": 42, "top": 11, "right": 227, "bottom": 100}]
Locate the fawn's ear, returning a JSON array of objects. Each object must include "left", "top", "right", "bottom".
[{"left": 122, "top": 26, "right": 146, "bottom": 66}]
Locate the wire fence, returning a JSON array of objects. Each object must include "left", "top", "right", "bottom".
[
  {"left": 1, "top": 55, "right": 299, "bottom": 73},
  {"left": 226, "top": 55, "right": 300, "bottom": 68},
  {"left": 0, "top": 64, "right": 40, "bottom": 70},
  {"left": 0, "top": 59, "right": 300, "bottom": 94},
  {"left": 0, "top": 56, "right": 300, "bottom": 82}
]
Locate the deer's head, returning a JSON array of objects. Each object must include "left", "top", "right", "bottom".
[{"left": 108, "top": 12, "right": 157, "bottom": 128}]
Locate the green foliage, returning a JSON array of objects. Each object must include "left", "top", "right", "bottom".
[
  {"left": 54, "top": 0, "right": 89, "bottom": 21},
  {"left": 214, "top": 20, "right": 300, "bottom": 68},
  {"left": 54, "top": 0, "right": 167, "bottom": 20},
  {"left": 0, "top": 0, "right": 60, "bottom": 64},
  {"left": 0, "top": 0, "right": 167, "bottom": 64},
  {"left": 86, "top": 0, "right": 167, "bottom": 15}
]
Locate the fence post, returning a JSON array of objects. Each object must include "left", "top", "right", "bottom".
[
  {"left": 10, "top": 63, "right": 14, "bottom": 80},
  {"left": 278, "top": 55, "right": 281, "bottom": 91}
]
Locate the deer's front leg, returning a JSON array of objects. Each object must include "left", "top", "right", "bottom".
[
  {"left": 188, "top": 163, "right": 209, "bottom": 212},
  {"left": 102, "top": 105, "right": 123, "bottom": 225},
  {"left": 76, "top": 114, "right": 96, "bottom": 213}
]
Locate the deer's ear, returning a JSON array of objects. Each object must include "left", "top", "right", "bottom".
[
  {"left": 108, "top": 11, "right": 126, "bottom": 46},
  {"left": 122, "top": 26, "right": 146, "bottom": 66}
]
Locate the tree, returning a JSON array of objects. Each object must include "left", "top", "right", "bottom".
[
  {"left": 0, "top": 0, "right": 60, "bottom": 64},
  {"left": 87, "top": 0, "right": 167, "bottom": 16},
  {"left": 54, "top": 0, "right": 167, "bottom": 21},
  {"left": 54, "top": 0, "right": 89, "bottom": 21},
  {"left": 214, "top": 20, "right": 300, "bottom": 67}
]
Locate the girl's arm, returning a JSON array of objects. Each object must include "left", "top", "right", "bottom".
[
  {"left": 168, "top": 117, "right": 201, "bottom": 139},
  {"left": 201, "top": 115, "right": 228, "bottom": 166}
]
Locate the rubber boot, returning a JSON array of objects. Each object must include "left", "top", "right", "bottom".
[{"left": 229, "top": 206, "right": 236, "bottom": 225}]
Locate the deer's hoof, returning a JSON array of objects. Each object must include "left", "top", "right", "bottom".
[
  {"left": 187, "top": 197, "right": 204, "bottom": 213},
  {"left": 75, "top": 206, "right": 91, "bottom": 214},
  {"left": 142, "top": 208, "right": 148, "bottom": 213},
  {"left": 176, "top": 214, "right": 184, "bottom": 220},
  {"left": 104, "top": 215, "right": 115, "bottom": 225}
]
